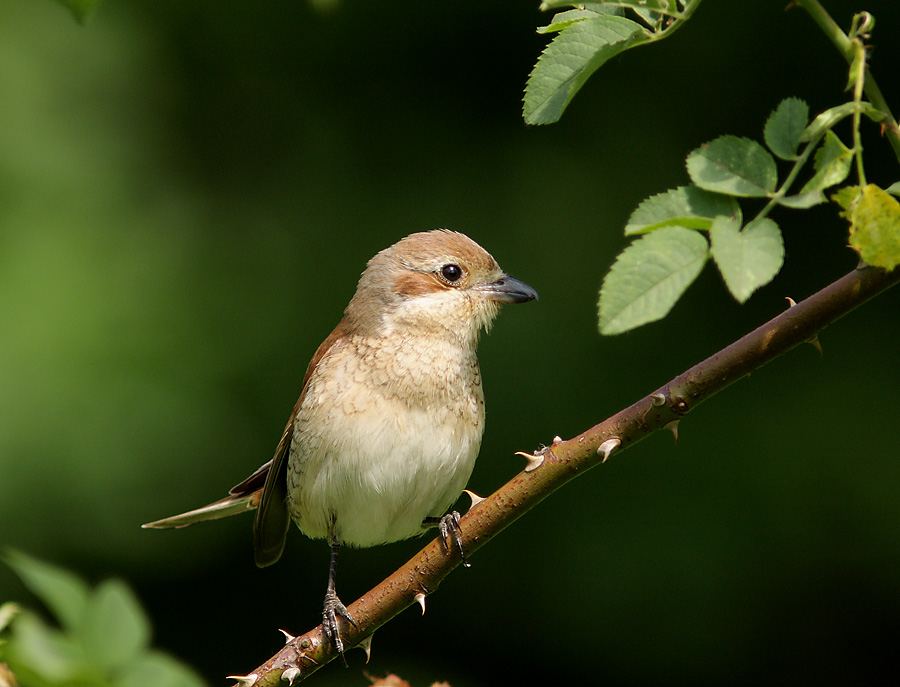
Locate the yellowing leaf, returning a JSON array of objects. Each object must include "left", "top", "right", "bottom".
[{"left": 847, "top": 184, "right": 900, "bottom": 270}]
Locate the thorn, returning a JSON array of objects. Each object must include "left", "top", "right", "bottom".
[
  {"left": 227, "top": 674, "right": 259, "bottom": 686},
  {"left": 463, "top": 489, "right": 485, "bottom": 509},
  {"left": 282, "top": 668, "right": 301, "bottom": 685},
  {"left": 552, "top": 435, "right": 564, "bottom": 445},
  {"left": 414, "top": 592, "right": 426, "bottom": 615},
  {"left": 665, "top": 420, "right": 680, "bottom": 442},
  {"left": 651, "top": 393, "right": 666, "bottom": 406},
  {"left": 597, "top": 438, "right": 621, "bottom": 463},
  {"left": 807, "top": 335, "right": 823, "bottom": 355},
  {"left": 515, "top": 451, "right": 545, "bottom": 473},
  {"left": 357, "top": 634, "right": 373, "bottom": 663},
  {"left": 279, "top": 628, "right": 295, "bottom": 644},
  {"left": 785, "top": 296, "right": 797, "bottom": 308}
]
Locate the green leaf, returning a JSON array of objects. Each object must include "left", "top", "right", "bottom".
[
  {"left": 3, "top": 550, "right": 90, "bottom": 632},
  {"left": 55, "top": 0, "right": 103, "bottom": 24},
  {"left": 80, "top": 579, "right": 151, "bottom": 672},
  {"left": 113, "top": 651, "right": 207, "bottom": 687},
  {"left": 710, "top": 217, "right": 784, "bottom": 302},
  {"left": 846, "top": 184, "right": 900, "bottom": 270},
  {"left": 776, "top": 190, "right": 826, "bottom": 209},
  {"left": 598, "top": 226, "right": 708, "bottom": 335},
  {"left": 764, "top": 97, "right": 809, "bottom": 160},
  {"left": 537, "top": 9, "right": 599, "bottom": 35},
  {"left": 885, "top": 181, "right": 900, "bottom": 197},
  {"left": 4, "top": 611, "right": 89, "bottom": 683},
  {"left": 799, "top": 130, "right": 852, "bottom": 194},
  {"left": 524, "top": 15, "right": 646, "bottom": 125},
  {"left": 625, "top": 185, "right": 742, "bottom": 235},
  {"left": 686, "top": 136, "right": 778, "bottom": 197}
]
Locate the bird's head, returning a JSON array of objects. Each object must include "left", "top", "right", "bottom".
[{"left": 343, "top": 229, "right": 537, "bottom": 344}]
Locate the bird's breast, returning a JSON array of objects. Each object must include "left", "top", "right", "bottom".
[{"left": 286, "top": 333, "right": 485, "bottom": 547}]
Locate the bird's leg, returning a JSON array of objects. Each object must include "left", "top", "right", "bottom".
[
  {"left": 322, "top": 540, "right": 356, "bottom": 661},
  {"left": 423, "top": 512, "right": 470, "bottom": 568}
]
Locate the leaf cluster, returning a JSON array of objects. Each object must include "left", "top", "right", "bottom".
[
  {"left": 597, "top": 92, "right": 900, "bottom": 335},
  {"left": 0, "top": 551, "right": 205, "bottom": 687}
]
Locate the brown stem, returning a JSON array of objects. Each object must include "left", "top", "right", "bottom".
[{"left": 234, "top": 263, "right": 900, "bottom": 686}]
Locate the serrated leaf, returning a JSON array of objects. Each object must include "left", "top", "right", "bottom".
[
  {"left": 80, "top": 579, "right": 151, "bottom": 672},
  {"left": 598, "top": 226, "right": 708, "bottom": 335},
  {"left": 710, "top": 217, "right": 784, "bottom": 302},
  {"left": 764, "top": 97, "right": 809, "bottom": 160},
  {"left": 686, "top": 136, "right": 777, "bottom": 197},
  {"left": 525, "top": 15, "right": 646, "bottom": 125},
  {"left": 847, "top": 184, "right": 900, "bottom": 270},
  {"left": 55, "top": 0, "right": 102, "bottom": 24},
  {"left": 4, "top": 550, "right": 90, "bottom": 632},
  {"left": 799, "top": 130, "right": 852, "bottom": 194},
  {"left": 625, "top": 185, "right": 742, "bottom": 235}
]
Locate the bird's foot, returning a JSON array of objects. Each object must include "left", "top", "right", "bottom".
[
  {"left": 438, "top": 511, "right": 470, "bottom": 568},
  {"left": 322, "top": 589, "right": 357, "bottom": 661}
]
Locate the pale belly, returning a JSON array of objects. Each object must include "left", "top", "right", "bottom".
[{"left": 285, "top": 362, "right": 484, "bottom": 547}]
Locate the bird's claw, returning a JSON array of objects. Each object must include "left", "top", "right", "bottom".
[
  {"left": 438, "top": 511, "right": 470, "bottom": 568},
  {"left": 322, "top": 589, "right": 356, "bottom": 661}
]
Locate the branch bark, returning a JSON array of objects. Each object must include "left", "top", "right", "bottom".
[{"left": 233, "top": 263, "right": 900, "bottom": 687}]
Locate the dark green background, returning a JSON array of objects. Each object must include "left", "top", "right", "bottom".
[{"left": 2, "top": 1, "right": 899, "bottom": 685}]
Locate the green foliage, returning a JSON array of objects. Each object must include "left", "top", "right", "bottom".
[
  {"left": 1, "top": 551, "right": 205, "bottom": 687},
  {"left": 686, "top": 136, "right": 778, "bottom": 197},
  {"left": 524, "top": 1, "right": 702, "bottom": 125},
  {"left": 524, "top": 13, "right": 646, "bottom": 126},
  {"left": 800, "top": 131, "right": 853, "bottom": 195},
  {"left": 4, "top": 550, "right": 91, "bottom": 632},
  {"left": 764, "top": 97, "right": 809, "bottom": 161},
  {"left": 624, "top": 186, "right": 741, "bottom": 235},
  {"left": 709, "top": 218, "right": 784, "bottom": 303},
  {"left": 598, "top": 226, "right": 708, "bottom": 334},
  {"left": 527, "top": 3, "right": 898, "bottom": 335},
  {"left": 597, "top": 86, "right": 895, "bottom": 334}
]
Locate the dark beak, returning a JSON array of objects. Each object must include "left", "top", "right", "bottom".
[{"left": 479, "top": 276, "right": 539, "bottom": 304}]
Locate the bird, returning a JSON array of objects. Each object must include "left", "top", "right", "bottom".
[{"left": 143, "top": 229, "right": 538, "bottom": 655}]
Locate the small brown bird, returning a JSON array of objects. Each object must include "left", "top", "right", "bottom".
[{"left": 144, "top": 230, "right": 537, "bottom": 654}]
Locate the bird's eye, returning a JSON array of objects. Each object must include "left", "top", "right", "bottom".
[{"left": 439, "top": 264, "right": 464, "bottom": 284}]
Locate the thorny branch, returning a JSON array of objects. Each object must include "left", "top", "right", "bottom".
[{"left": 231, "top": 262, "right": 900, "bottom": 686}]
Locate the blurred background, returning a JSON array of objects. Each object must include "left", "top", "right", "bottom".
[{"left": 2, "top": 0, "right": 899, "bottom": 684}]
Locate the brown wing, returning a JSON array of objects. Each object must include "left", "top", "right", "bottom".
[{"left": 252, "top": 321, "right": 348, "bottom": 567}]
